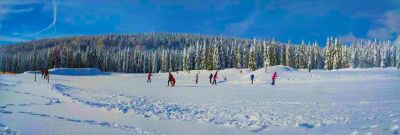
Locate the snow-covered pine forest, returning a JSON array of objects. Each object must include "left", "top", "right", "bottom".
[{"left": 1, "top": 32, "right": 400, "bottom": 73}]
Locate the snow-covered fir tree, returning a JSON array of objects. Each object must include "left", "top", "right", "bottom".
[
  {"left": 248, "top": 45, "right": 256, "bottom": 71},
  {"left": 285, "top": 41, "right": 292, "bottom": 67},
  {"left": 263, "top": 41, "right": 270, "bottom": 71},
  {"left": 395, "top": 35, "right": 400, "bottom": 69},
  {"left": 1, "top": 33, "right": 399, "bottom": 73}
]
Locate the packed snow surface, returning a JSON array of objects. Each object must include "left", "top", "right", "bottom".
[{"left": 1, "top": 66, "right": 400, "bottom": 135}]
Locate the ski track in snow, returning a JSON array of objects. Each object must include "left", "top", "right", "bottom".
[
  {"left": 16, "top": 111, "right": 160, "bottom": 135},
  {"left": 0, "top": 123, "right": 18, "bottom": 135},
  {"left": 0, "top": 80, "right": 160, "bottom": 135},
  {"left": 51, "top": 83, "right": 400, "bottom": 132}
]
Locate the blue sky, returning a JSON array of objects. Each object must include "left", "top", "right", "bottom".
[{"left": 0, "top": 0, "right": 399, "bottom": 45}]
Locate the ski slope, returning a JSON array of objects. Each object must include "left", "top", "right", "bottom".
[{"left": 1, "top": 66, "right": 400, "bottom": 135}]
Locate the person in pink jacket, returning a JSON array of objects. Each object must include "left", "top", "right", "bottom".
[
  {"left": 212, "top": 71, "right": 218, "bottom": 85},
  {"left": 271, "top": 72, "right": 277, "bottom": 85}
]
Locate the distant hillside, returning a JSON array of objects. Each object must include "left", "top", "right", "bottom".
[{"left": 0, "top": 32, "right": 399, "bottom": 73}]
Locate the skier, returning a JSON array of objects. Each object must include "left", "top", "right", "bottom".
[
  {"left": 147, "top": 72, "right": 152, "bottom": 83},
  {"left": 209, "top": 73, "right": 213, "bottom": 84},
  {"left": 168, "top": 72, "right": 176, "bottom": 87},
  {"left": 195, "top": 72, "right": 199, "bottom": 84},
  {"left": 168, "top": 72, "right": 173, "bottom": 86},
  {"left": 41, "top": 69, "right": 45, "bottom": 79},
  {"left": 44, "top": 69, "right": 49, "bottom": 80},
  {"left": 212, "top": 71, "right": 218, "bottom": 85},
  {"left": 171, "top": 73, "right": 176, "bottom": 87},
  {"left": 271, "top": 72, "right": 277, "bottom": 85},
  {"left": 250, "top": 74, "right": 255, "bottom": 84}
]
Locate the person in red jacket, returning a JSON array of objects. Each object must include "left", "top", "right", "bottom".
[
  {"left": 171, "top": 76, "right": 176, "bottom": 87},
  {"left": 168, "top": 72, "right": 176, "bottom": 87},
  {"left": 168, "top": 72, "right": 173, "bottom": 86},
  {"left": 271, "top": 72, "right": 277, "bottom": 85},
  {"left": 212, "top": 71, "right": 218, "bottom": 85},
  {"left": 147, "top": 72, "right": 152, "bottom": 83},
  {"left": 41, "top": 69, "right": 45, "bottom": 79}
]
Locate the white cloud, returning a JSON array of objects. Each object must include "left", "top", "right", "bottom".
[
  {"left": 340, "top": 32, "right": 366, "bottom": 44},
  {"left": 0, "top": 0, "right": 41, "bottom": 31},
  {"left": 367, "top": 10, "right": 400, "bottom": 39}
]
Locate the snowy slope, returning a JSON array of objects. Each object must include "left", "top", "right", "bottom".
[{"left": 1, "top": 66, "right": 400, "bottom": 135}]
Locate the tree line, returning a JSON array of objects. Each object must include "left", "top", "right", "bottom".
[{"left": 1, "top": 32, "right": 399, "bottom": 73}]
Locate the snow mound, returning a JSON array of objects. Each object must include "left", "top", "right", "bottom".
[{"left": 49, "top": 68, "right": 110, "bottom": 76}]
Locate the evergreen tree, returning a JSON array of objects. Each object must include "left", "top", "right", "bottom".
[
  {"left": 395, "top": 35, "right": 400, "bottom": 69},
  {"left": 182, "top": 47, "right": 190, "bottom": 71},
  {"left": 285, "top": 41, "right": 292, "bottom": 67},
  {"left": 233, "top": 42, "right": 241, "bottom": 68},
  {"left": 194, "top": 41, "right": 202, "bottom": 70},
  {"left": 307, "top": 44, "right": 314, "bottom": 72},
  {"left": 263, "top": 41, "right": 270, "bottom": 71},
  {"left": 249, "top": 45, "right": 256, "bottom": 71}
]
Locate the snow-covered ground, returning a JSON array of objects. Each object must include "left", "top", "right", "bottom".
[{"left": 1, "top": 66, "right": 400, "bottom": 135}]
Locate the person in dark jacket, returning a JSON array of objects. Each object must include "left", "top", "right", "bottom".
[
  {"left": 250, "top": 74, "right": 255, "bottom": 84},
  {"left": 209, "top": 73, "right": 213, "bottom": 84},
  {"left": 271, "top": 72, "right": 277, "bottom": 85},
  {"left": 195, "top": 72, "right": 199, "bottom": 84},
  {"left": 168, "top": 72, "right": 173, "bottom": 86}
]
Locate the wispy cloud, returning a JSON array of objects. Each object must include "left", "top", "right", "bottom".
[
  {"left": 0, "top": 7, "right": 34, "bottom": 14},
  {"left": 225, "top": 0, "right": 260, "bottom": 37},
  {"left": 29, "top": 0, "right": 57, "bottom": 36},
  {"left": 367, "top": 10, "right": 400, "bottom": 39},
  {"left": 0, "top": 35, "right": 27, "bottom": 42}
]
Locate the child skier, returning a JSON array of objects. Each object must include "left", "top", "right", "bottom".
[
  {"left": 212, "top": 71, "right": 218, "bottom": 85},
  {"left": 250, "top": 74, "right": 255, "bottom": 84},
  {"left": 209, "top": 73, "right": 213, "bottom": 84},
  {"left": 147, "top": 72, "right": 152, "bottom": 83},
  {"left": 271, "top": 72, "right": 277, "bottom": 85}
]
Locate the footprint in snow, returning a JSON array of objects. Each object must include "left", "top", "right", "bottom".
[
  {"left": 251, "top": 125, "right": 268, "bottom": 132},
  {"left": 350, "top": 130, "right": 358, "bottom": 135},
  {"left": 392, "top": 125, "right": 399, "bottom": 130},
  {"left": 298, "top": 123, "right": 315, "bottom": 129},
  {"left": 0, "top": 110, "right": 12, "bottom": 114}
]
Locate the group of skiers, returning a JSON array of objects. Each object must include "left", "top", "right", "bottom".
[
  {"left": 146, "top": 70, "right": 278, "bottom": 86},
  {"left": 40, "top": 69, "right": 49, "bottom": 80},
  {"left": 250, "top": 72, "right": 277, "bottom": 85},
  {"left": 209, "top": 71, "right": 218, "bottom": 85}
]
